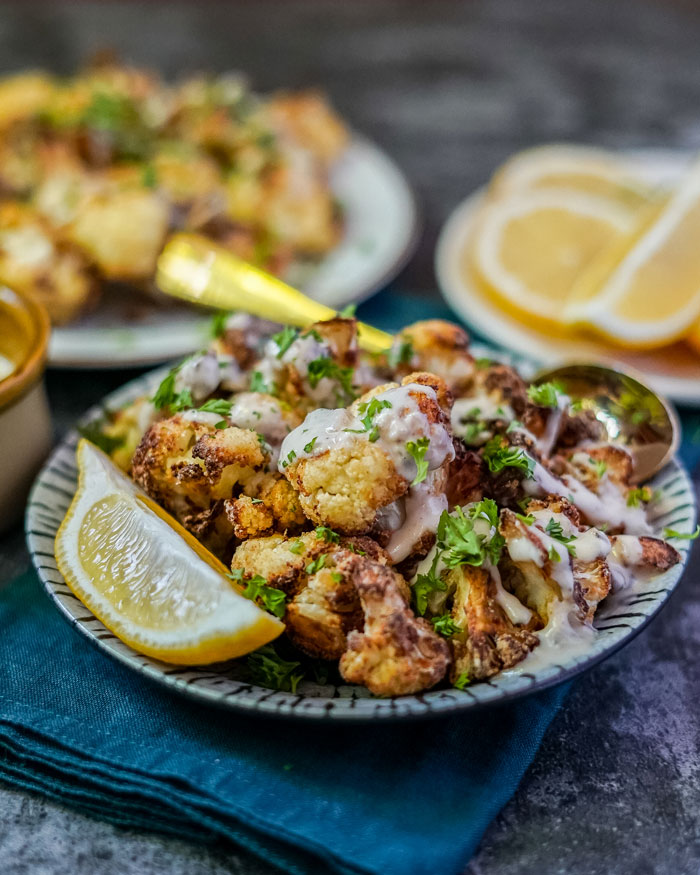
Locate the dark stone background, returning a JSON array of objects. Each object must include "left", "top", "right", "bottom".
[{"left": 1, "top": 2, "right": 699, "bottom": 873}]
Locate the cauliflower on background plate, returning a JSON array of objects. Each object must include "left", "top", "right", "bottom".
[{"left": 90, "top": 314, "right": 682, "bottom": 697}]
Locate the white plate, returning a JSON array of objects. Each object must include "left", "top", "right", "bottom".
[
  {"left": 25, "top": 353, "right": 696, "bottom": 721},
  {"left": 49, "top": 136, "right": 419, "bottom": 369},
  {"left": 435, "top": 149, "right": 700, "bottom": 406}
]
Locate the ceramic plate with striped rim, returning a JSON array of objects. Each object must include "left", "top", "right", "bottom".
[{"left": 26, "top": 355, "right": 697, "bottom": 721}]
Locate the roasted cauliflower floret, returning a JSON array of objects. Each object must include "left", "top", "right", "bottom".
[
  {"left": 448, "top": 565, "right": 539, "bottom": 682},
  {"left": 388, "top": 320, "right": 475, "bottom": 394},
  {"left": 211, "top": 313, "right": 281, "bottom": 369},
  {"left": 231, "top": 532, "right": 388, "bottom": 659},
  {"left": 338, "top": 553, "right": 450, "bottom": 696},
  {"left": 608, "top": 534, "right": 681, "bottom": 589},
  {"left": 280, "top": 375, "right": 455, "bottom": 547},
  {"left": 0, "top": 202, "right": 96, "bottom": 324},
  {"left": 65, "top": 187, "right": 169, "bottom": 281},
  {"left": 265, "top": 91, "right": 349, "bottom": 165},
  {"left": 131, "top": 413, "right": 269, "bottom": 554}
]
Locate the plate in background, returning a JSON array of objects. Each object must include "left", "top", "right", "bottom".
[
  {"left": 49, "top": 136, "right": 419, "bottom": 369},
  {"left": 26, "top": 352, "right": 696, "bottom": 721},
  {"left": 435, "top": 149, "right": 700, "bottom": 406}
]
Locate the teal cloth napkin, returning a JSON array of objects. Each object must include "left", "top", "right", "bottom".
[{"left": 0, "top": 288, "right": 697, "bottom": 875}]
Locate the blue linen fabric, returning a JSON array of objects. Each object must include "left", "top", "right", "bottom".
[{"left": 1, "top": 287, "right": 697, "bottom": 875}]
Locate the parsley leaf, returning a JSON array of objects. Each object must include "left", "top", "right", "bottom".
[
  {"left": 250, "top": 371, "right": 273, "bottom": 394},
  {"left": 482, "top": 437, "right": 535, "bottom": 478},
  {"left": 306, "top": 357, "right": 356, "bottom": 401},
  {"left": 592, "top": 459, "right": 608, "bottom": 479},
  {"left": 527, "top": 382, "right": 562, "bottom": 408},
  {"left": 344, "top": 398, "right": 392, "bottom": 442},
  {"left": 198, "top": 398, "right": 233, "bottom": 418},
  {"left": 438, "top": 507, "right": 484, "bottom": 568},
  {"left": 237, "top": 573, "right": 287, "bottom": 618},
  {"left": 387, "top": 339, "right": 414, "bottom": 368},
  {"left": 469, "top": 497, "right": 500, "bottom": 528},
  {"left": 406, "top": 437, "right": 430, "bottom": 486},
  {"left": 664, "top": 525, "right": 700, "bottom": 541},
  {"left": 515, "top": 512, "right": 535, "bottom": 525},
  {"left": 544, "top": 518, "right": 577, "bottom": 556},
  {"left": 548, "top": 544, "right": 561, "bottom": 562},
  {"left": 338, "top": 303, "right": 357, "bottom": 318},
  {"left": 306, "top": 554, "right": 328, "bottom": 575},
  {"left": 346, "top": 543, "right": 366, "bottom": 556},
  {"left": 289, "top": 539, "right": 305, "bottom": 555},
  {"left": 271, "top": 326, "right": 298, "bottom": 358},
  {"left": 453, "top": 671, "right": 471, "bottom": 690},
  {"left": 626, "top": 486, "right": 652, "bottom": 508},
  {"left": 151, "top": 366, "right": 194, "bottom": 412},
  {"left": 413, "top": 562, "right": 447, "bottom": 616},
  {"left": 304, "top": 436, "right": 318, "bottom": 453},
  {"left": 211, "top": 310, "right": 231, "bottom": 338},
  {"left": 431, "top": 614, "right": 461, "bottom": 637},
  {"left": 246, "top": 644, "right": 304, "bottom": 692},
  {"left": 315, "top": 526, "right": 340, "bottom": 544}
]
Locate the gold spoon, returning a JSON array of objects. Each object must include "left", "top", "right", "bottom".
[
  {"left": 156, "top": 233, "right": 393, "bottom": 353},
  {"left": 157, "top": 233, "right": 678, "bottom": 480},
  {"left": 532, "top": 362, "right": 679, "bottom": 482}
]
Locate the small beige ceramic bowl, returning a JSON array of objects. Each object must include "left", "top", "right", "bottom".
[{"left": 0, "top": 285, "right": 52, "bottom": 532}]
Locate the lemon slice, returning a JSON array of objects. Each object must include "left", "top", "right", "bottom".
[
  {"left": 469, "top": 187, "right": 639, "bottom": 326},
  {"left": 488, "top": 144, "right": 653, "bottom": 208},
  {"left": 55, "top": 440, "right": 283, "bottom": 664},
  {"left": 565, "top": 159, "right": 700, "bottom": 347},
  {"left": 686, "top": 318, "right": 700, "bottom": 356}
]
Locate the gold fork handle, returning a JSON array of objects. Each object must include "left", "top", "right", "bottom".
[{"left": 157, "top": 233, "right": 394, "bottom": 353}]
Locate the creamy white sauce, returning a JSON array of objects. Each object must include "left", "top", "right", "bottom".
[
  {"left": 536, "top": 393, "right": 569, "bottom": 458},
  {"left": 180, "top": 409, "right": 224, "bottom": 427},
  {"left": 217, "top": 355, "right": 247, "bottom": 393},
  {"left": 229, "top": 392, "right": 291, "bottom": 466},
  {"left": 611, "top": 535, "right": 645, "bottom": 566},
  {"left": 487, "top": 562, "right": 533, "bottom": 625},
  {"left": 386, "top": 477, "right": 447, "bottom": 563},
  {"left": 525, "top": 460, "right": 651, "bottom": 534},
  {"left": 451, "top": 394, "right": 514, "bottom": 438},
  {"left": 175, "top": 352, "right": 222, "bottom": 404}
]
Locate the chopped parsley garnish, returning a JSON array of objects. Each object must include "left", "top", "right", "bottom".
[
  {"left": 141, "top": 164, "right": 158, "bottom": 189},
  {"left": 527, "top": 382, "right": 562, "bottom": 408},
  {"left": 387, "top": 338, "right": 414, "bottom": 368},
  {"left": 548, "top": 544, "right": 561, "bottom": 562},
  {"left": 406, "top": 437, "right": 430, "bottom": 486},
  {"left": 346, "top": 543, "right": 367, "bottom": 556},
  {"left": 544, "top": 518, "right": 577, "bottom": 556},
  {"left": 482, "top": 437, "right": 535, "bottom": 478},
  {"left": 235, "top": 573, "right": 287, "bottom": 618},
  {"left": 413, "top": 558, "right": 447, "bottom": 616},
  {"left": 338, "top": 303, "right": 357, "bottom": 318},
  {"left": 281, "top": 449, "right": 297, "bottom": 469},
  {"left": 664, "top": 525, "right": 700, "bottom": 541},
  {"left": 246, "top": 644, "right": 304, "bottom": 692},
  {"left": 515, "top": 512, "right": 535, "bottom": 525},
  {"left": 199, "top": 398, "right": 233, "bottom": 417},
  {"left": 344, "top": 398, "right": 392, "bottom": 442},
  {"left": 251, "top": 497, "right": 264, "bottom": 504},
  {"left": 315, "top": 526, "right": 340, "bottom": 544},
  {"left": 211, "top": 311, "right": 231, "bottom": 338},
  {"left": 438, "top": 507, "right": 485, "bottom": 568},
  {"left": 592, "top": 459, "right": 608, "bottom": 479},
  {"left": 271, "top": 326, "right": 298, "bottom": 358},
  {"left": 431, "top": 614, "right": 461, "bottom": 638},
  {"left": 151, "top": 365, "right": 195, "bottom": 412},
  {"left": 306, "top": 357, "right": 356, "bottom": 401},
  {"left": 462, "top": 421, "right": 487, "bottom": 445},
  {"left": 304, "top": 436, "right": 318, "bottom": 453},
  {"left": 289, "top": 539, "right": 305, "bottom": 555},
  {"left": 453, "top": 672, "right": 471, "bottom": 690},
  {"left": 470, "top": 497, "right": 500, "bottom": 528},
  {"left": 306, "top": 554, "right": 328, "bottom": 575},
  {"left": 506, "top": 419, "right": 523, "bottom": 433},
  {"left": 474, "top": 358, "right": 492, "bottom": 369},
  {"left": 626, "top": 486, "right": 652, "bottom": 508},
  {"left": 250, "top": 371, "right": 273, "bottom": 394},
  {"left": 77, "top": 420, "right": 125, "bottom": 456},
  {"left": 331, "top": 571, "right": 344, "bottom": 583}
]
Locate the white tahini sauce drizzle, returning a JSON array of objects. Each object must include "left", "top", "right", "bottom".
[
  {"left": 279, "top": 383, "right": 455, "bottom": 562},
  {"left": 229, "top": 392, "right": 292, "bottom": 467},
  {"left": 174, "top": 352, "right": 223, "bottom": 404},
  {"left": 536, "top": 392, "right": 569, "bottom": 458}
]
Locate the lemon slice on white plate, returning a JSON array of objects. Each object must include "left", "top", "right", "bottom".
[
  {"left": 565, "top": 158, "right": 700, "bottom": 348},
  {"left": 469, "top": 187, "right": 639, "bottom": 327},
  {"left": 55, "top": 439, "right": 283, "bottom": 664},
  {"left": 488, "top": 144, "right": 654, "bottom": 207}
]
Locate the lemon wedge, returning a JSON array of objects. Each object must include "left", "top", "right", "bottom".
[
  {"left": 565, "top": 159, "right": 700, "bottom": 347},
  {"left": 55, "top": 440, "right": 283, "bottom": 664},
  {"left": 469, "top": 187, "right": 639, "bottom": 327},
  {"left": 488, "top": 144, "right": 653, "bottom": 208}
]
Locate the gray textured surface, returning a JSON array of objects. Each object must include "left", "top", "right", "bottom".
[{"left": 2, "top": 1, "right": 700, "bottom": 873}]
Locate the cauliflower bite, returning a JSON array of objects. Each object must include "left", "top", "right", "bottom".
[
  {"left": 448, "top": 565, "right": 539, "bottom": 682},
  {"left": 264, "top": 91, "right": 349, "bottom": 165},
  {"left": 65, "top": 187, "right": 169, "bottom": 280},
  {"left": 131, "top": 412, "right": 270, "bottom": 555},
  {"left": 231, "top": 531, "right": 388, "bottom": 659},
  {"left": 280, "top": 374, "right": 455, "bottom": 558},
  {"left": 387, "top": 320, "right": 475, "bottom": 395},
  {"left": 338, "top": 553, "right": 451, "bottom": 696},
  {"left": 0, "top": 201, "right": 96, "bottom": 324}
]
